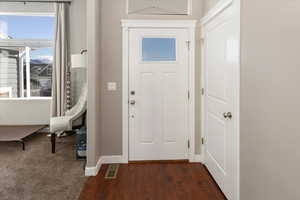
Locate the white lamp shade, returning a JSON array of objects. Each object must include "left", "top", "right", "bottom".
[{"left": 71, "top": 54, "right": 86, "bottom": 68}]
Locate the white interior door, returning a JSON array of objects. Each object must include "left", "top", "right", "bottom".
[
  {"left": 203, "top": 11, "right": 239, "bottom": 200},
  {"left": 129, "top": 28, "right": 190, "bottom": 161}
]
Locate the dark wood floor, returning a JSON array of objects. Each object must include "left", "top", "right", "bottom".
[{"left": 80, "top": 163, "right": 226, "bottom": 200}]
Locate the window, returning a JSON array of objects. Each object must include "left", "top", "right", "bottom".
[
  {"left": 0, "top": 15, "right": 55, "bottom": 98},
  {"left": 142, "top": 38, "right": 176, "bottom": 62}
]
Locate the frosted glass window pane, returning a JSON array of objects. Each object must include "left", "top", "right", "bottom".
[{"left": 142, "top": 38, "right": 176, "bottom": 61}]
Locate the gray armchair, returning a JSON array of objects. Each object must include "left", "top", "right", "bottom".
[{"left": 50, "top": 84, "right": 87, "bottom": 153}]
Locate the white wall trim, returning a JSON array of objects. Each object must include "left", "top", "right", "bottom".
[
  {"left": 187, "top": 0, "right": 193, "bottom": 16},
  {"left": 122, "top": 20, "right": 197, "bottom": 28},
  {"left": 122, "top": 24, "right": 130, "bottom": 164},
  {"left": 190, "top": 154, "right": 204, "bottom": 163},
  {"left": 122, "top": 20, "right": 197, "bottom": 163},
  {"left": 200, "top": 0, "right": 233, "bottom": 25},
  {"left": 85, "top": 153, "right": 203, "bottom": 176},
  {"left": 187, "top": 23, "right": 196, "bottom": 162},
  {"left": 2, "top": 0, "right": 72, "bottom": 2},
  {"left": 85, "top": 156, "right": 102, "bottom": 176},
  {"left": 85, "top": 155, "right": 124, "bottom": 176},
  {"left": 200, "top": 29, "right": 206, "bottom": 166},
  {"left": 0, "top": 97, "right": 52, "bottom": 101},
  {"left": 0, "top": 39, "right": 53, "bottom": 48},
  {"left": 0, "top": 12, "right": 55, "bottom": 16}
]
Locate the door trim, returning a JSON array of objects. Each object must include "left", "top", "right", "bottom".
[
  {"left": 200, "top": 0, "right": 234, "bottom": 25},
  {"left": 121, "top": 20, "right": 197, "bottom": 163}
]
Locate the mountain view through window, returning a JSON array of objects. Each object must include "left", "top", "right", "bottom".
[{"left": 0, "top": 15, "right": 54, "bottom": 98}]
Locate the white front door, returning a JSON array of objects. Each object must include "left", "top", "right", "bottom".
[
  {"left": 128, "top": 28, "right": 190, "bottom": 161},
  {"left": 203, "top": 11, "right": 239, "bottom": 200}
]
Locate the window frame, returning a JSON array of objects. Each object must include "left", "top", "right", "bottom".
[
  {"left": 0, "top": 13, "right": 55, "bottom": 100},
  {"left": 139, "top": 35, "right": 179, "bottom": 64}
]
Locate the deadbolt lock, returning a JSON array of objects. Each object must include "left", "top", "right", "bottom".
[{"left": 223, "top": 112, "right": 233, "bottom": 119}]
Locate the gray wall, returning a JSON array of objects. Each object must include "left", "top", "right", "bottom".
[
  {"left": 69, "top": 0, "right": 87, "bottom": 104},
  {"left": 0, "top": 2, "right": 54, "bottom": 14},
  {"left": 240, "top": 0, "right": 300, "bottom": 199},
  {"left": 99, "top": 0, "right": 203, "bottom": 156},
  {"left": 86, "top": 0, "right": 102, "bottom": 167},
  {"left": 69, "top": 0, "right": 87, "bottom": 55}
]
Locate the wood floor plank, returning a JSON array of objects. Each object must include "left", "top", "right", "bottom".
[{"left": 80, "top": 163, "right": 227, "bottom": 200}]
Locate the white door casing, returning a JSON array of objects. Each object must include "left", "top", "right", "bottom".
[
  {"left": 201, "top": 2, "right": 240, "bottom": 200},
  {"left": 122, "top": 20, "right": 196, "bottom": 163}
]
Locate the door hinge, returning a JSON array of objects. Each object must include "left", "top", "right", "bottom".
[
  {"left": 186, "top": 41, "right": 191, "bottom": 50},
  {"left": 201, "top": 138, "right": 205, "bottom": 145},
  {"left": 188, "top": 90, "right": 190, "bottom": 99},
  {"left": 201, "top": 88, "right": 204, "bottom": 95},
  {"left": 188, "top": 140, "right": 190, "bottom": 149}
]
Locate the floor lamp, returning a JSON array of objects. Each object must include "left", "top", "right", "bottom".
[{"left": 68, "top": 52, "right": 87, "bottom": 109}]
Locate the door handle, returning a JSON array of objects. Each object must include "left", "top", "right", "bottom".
[
  {"left": 130, "top": 100, "right": 136, "bottom": 105},
  {"left": 223, "top": 112, "right": 232, "bottom": 119}
]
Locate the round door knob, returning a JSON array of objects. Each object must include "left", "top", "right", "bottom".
[
  {"left": 130, "top": 100, "right": 136, "bottom": 105},
  {"left": 223, "top": 112, "right": 233, "bottom": 119}
]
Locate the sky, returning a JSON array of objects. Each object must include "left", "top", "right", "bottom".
[
  {"left": 0, "top": 15, "right": 55, "bottom": 61},
  {"left": 0, "top": 15, "right": 54, "bottom": 39}
]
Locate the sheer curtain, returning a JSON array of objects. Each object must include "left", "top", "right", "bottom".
[{"left": 51, "top": 3, "right": 70, "bottom": 117}]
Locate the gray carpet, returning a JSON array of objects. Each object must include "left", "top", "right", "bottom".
[{"left": 0, "top": 131, "right": 87, "bottom": 200}]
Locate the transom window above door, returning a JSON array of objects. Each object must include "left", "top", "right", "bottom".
[{"left": 142, "top": 38, "right": 176, "bottom": 62}]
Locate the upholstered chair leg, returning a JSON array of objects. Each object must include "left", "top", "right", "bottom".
[
  {"left": 20, "top": 139, "right": 25, "bottom": 151},
  {"left": 51, "top": 133, "right": 56, "bottom": 154}
]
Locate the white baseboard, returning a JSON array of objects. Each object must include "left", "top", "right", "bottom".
[
  {"left": 85, "top": 157, "right": 102, "bottom": 176},
  {"left": 190, "top": 154, "right": 204, "bottom": 163},
  {"left": 85, "top": 155, "right": 124, "bottom": 176},
  {"left": 85, "top": 154, "right": 204, "bottom": 176}
]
